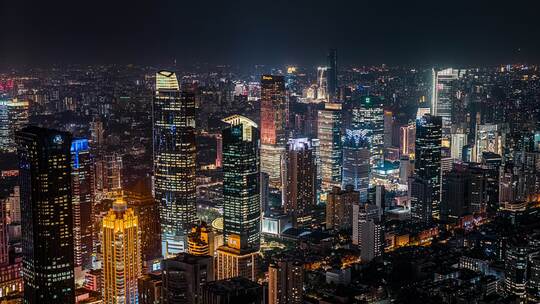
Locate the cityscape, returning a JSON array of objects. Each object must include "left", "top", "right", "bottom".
[{"left": 2, "top": 1, "right": 540, "bottom": 304}]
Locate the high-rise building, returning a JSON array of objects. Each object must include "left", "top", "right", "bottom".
[
  {"left": 221, "top": 115, "right": 261, "bottom": 250},
  {"left": 161, "top": 253, "right": 214, "bottom": 304},
  {"left": 342, "top": 129, "right": 371, "bottom": 202},
  {"left": 268, "top": 256, "right": 304, "bottom": 304},
  {"left": 138, "top": 272, "right": 162, "bottom": 304},
  {"left": 318, "top": 103, "right": 342, "bottom": 192},
  {"left": 505, "top": 240, "right": 529, "bottom": 300},
  {"left": 153, "top": 70, "right": 197, "bottom": 256},
  {"left": 360, "top": 219, "right": 383, "bottom": 263},
  {"left": 326, "top": 186, "right": 359, "bottom": 231},
  {"left": 399, "top": 122, "right": 415, "bottom": 159},
  {"left": 71, "top": 138, "right": 94, "bottom": 270},
  {"left": 410, "top": 177, "right": 433, "bottom": 224},
  {"left": 202, "top": 277, "right": 263, "bottom": 304},
  {"left": 187, "top": 222, "right": 215, "bottom": 257},
  {"left": 415, "top": 114, "right": 442, "bottom": 219},
  {"left": 383, "top": 110, "right": 394, "bottom": 148},
  {"left": 102, "top": 196, "right": 141, "bottom": 304},
  {"left": 126, "top": 191, "right": 161, "bottom": 268},
  {"left": 260, "top": 75, "right": 287, "bottom": 190},
  {"left": 431, "top": 68, "right": 459, "bottom": 128},
  {"left": 474, "top": 123, "right": 506, "bottom": 162},
  {"left": 216, "top": 235, "right": 258, "bottom": 281},
  {"left": 352, "top": 202, "right": 380, "bottom": 246},
  {"left": 327, "top": 49, "right": 338, "bottom": 101},
  {"left": 528, "top": 254, "right": 540, "bottom": 303},
  {"left": 0, "top": 97, "right": 29, "bottom": 153},
  {"left": 285, "top": 138, "right": 316, "bottom": 221},
  {"left": 17, "top": 126, "right": 75, "bottom": 303},
  {"left": 351, "top": 96, "right": 384, "bottom": 165},
  {"left": 450, "top": 131, "right": 467, "bottom": 160},
  {"left": 94, "top": 153, "right": 123, "bottom": 194}
]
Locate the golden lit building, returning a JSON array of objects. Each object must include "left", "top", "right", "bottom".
[
  {"left": 102, "top": 196, "right": 141, "bottom": 304},
  {"left": 216, "top": 235, "right": 258, "bottom": 281},
  {"left": 187, "top": 222, "right": 215, "bottom": 256}
]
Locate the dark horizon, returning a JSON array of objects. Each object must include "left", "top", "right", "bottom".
[{"left": 2, "top": 0, "right": 540, "bottom": 68}]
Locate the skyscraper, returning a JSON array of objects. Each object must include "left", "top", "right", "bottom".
[
  {"left": 326, "top": 186, "right": 358, "bottom": 231},
  {"left": 153, "top": 70, "right": 197, "bottom": 256},
  {"left": 221, "top": 115, "right": 261, "bottom": 250},
  {"left": 342, "top": 129, "right": 371, "bottom": 202},
  {"left": 260, "top": 75, "right": 287, "bottom": 190},
  {"left": 102, "top": 196, "right": 141, "bottom": 304},
  {"left": 161, "top": 253, "right": 214, "bottom": 304},
  {"left": 431, "top": 68, "right": 459, "bottom": 128},
  {"left": 327, "top": 49, "right": 338, "bottom": 101},
  {"left": 268, "top": 256, "right": 304, "bottom": 304},
  {"left": 0, "top": 97, "right": 29, "bottom": 153},
  {"left": 352, "top": 202, "right": 380, "bottom": 246},
  {"left": 351, "top": 96, "right": 384, "bottom": 165},
  {"left": 318, "top": 103, "right": 342, "bottom": 192},
  {"left": 17, "top": 126, "right": 75, "bottom": 303},
  {"left": 415, "top": 114, "right": 442, "bottom": 219},
  {"left": 71, "top": 138, "right": 94, "bottom": 270},
  {"left": 285, "top": 138, "right": 316, "bottom": 221}
]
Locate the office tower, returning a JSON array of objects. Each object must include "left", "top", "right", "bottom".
[
  {"left": 481, "top": 152, "right": 501, "bottom": 211},
  {"left": 0, "top": 97, "right": 29, "bottom": 152},
  {"left": 216, "top": 234, "right": 258, "bottom": 281},
  {"left": 410, "top": 177, "right": 433, "bottom": 224},
  {"left": 89, "top": 119, "right": 105, "bottom": 152},
  {"left": 260, "top": 75, "right": 287, "bottom": 190},
  {"left": 441, "top": 169, "right": 470, "bottom": 221},
  {"left": 202, "top": 277, "right": 263, "bottom": 304},
  {"left": 221, "top": 115, "right": 260, "bottom": 250},
  {"left": 161, "top": 253, "right": 214, "bottom": 304},
  {"left": 351, "top": 96, "right": 384, "bottom": 165},
  {"left": 268, "top": 257, "right": 303, "bottom": 304},
  {"left": 360, "top": 219, "right": 383, "bottom": 263},
  {"left": 71, "top": 138, "right": 94, "bottom": 270},
  {"left": 94, "top": 153, "right": 123, "bottom": 194},
  {"left": 399, "top": 122, "right": 415, "bottom": 158},
  {"left": 326, "top": 186, "right": 359, "bottom": 231},
  {"left": 285, "top": 138, "right": 316, "bottom": 221},
  {"left": 153, "top": 70, "right": 197, "bottom": 256},
  {"left": 126, "top": 191, "right": 161, "bottom": 267},
  {"left": 352, "top": 203, "right": 380, "bottom": 246},
  {"left": 285, "top": 66, "right": 300, "bottom": 97},
  {"left": 138, "top": 273, "right": 162, "bottom": 304},
  {"left": 215, "top": 134, "right": 222, "bottom": 168},
  {"left": 17, "top": 126, "right": 75, "bottom": 303},
  {"left": 450, "top": 131, "right": 467, "bottom": 160},
  {"left": 316, "top": 67, "right": 328, "bottom": 101},
  {"left": 415, "top": 114, "right": 442, "bottom": 219},
  {"left": 505, "top": 240, "right": 529, "bottom": 300},
  {"left": 102, "top": 196, "right": 141, "bottom": 304},
  {"left": 342, "top": 129, "right": 371, "bottom": 202},
  {"left": 318, "top": 103, "right": 342, "bottom": 192},
  {"left": 383, "top": 110, "right": 393, "bottom": 147},
  {"left": 431, "top": 68, "right": 459, "bottom": 128},
  {"left": 474, "top": 123, "right": 506, "bottom": 162},
  {"left": 327, "top": 49, "right": 338, "bottom": 101},
  {"left": 187, "top": 222, "right": 215, "bottom": 256},
  {"left": 0, "top": 185, "right": 10, "bottom": 267},
  {"left": 528, "top": 254, "right": 540, "bottom": 303}
]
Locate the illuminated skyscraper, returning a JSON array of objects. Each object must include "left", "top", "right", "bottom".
[
  {"left": 17, "top": 126, "right": 75, "bottom": 303},
  {"left": 351, "top": 96, "right": 384, "bottom": 165},
  {"left": 399, "top": 122, "right": 416, "bottom": 159},
  {"left": 102, "top": 196, "right": 141, "bottom": 304},
  {"left": 218, "top": 115, "right": 260, "bottom": 281},
  {"left": 285, "top": 138, "right": 316, "bottom": 221},
  {"left": 318, "top": 103, "right": 342, "bottom": 192},
  {"left": 187, "top": 222, "right": 215, "bottom": 257},
  {"left": 342, "top": 129, "right": 371, "bottom": 202},
  {"left": 431, "top": 68, "right": 460, "bottom": 130},
  {"left": 415, "top": 114, "right": 442, "bottom": 219},
  {"left": 221, "top": 115, "right": 260, "bottom": 250},
  {"left": 316, "top": 67, "right": 328, "bottom": 101},
  {"left": 327, "top": 49, "right": 338, "bottom": 101},
  {"left": 0, "top": 97, "right": 29, "bottom": 152},
  {"left": 326, "top": 186, "right": 358, "bottom": 231},
  {"left": 71, "top": 138, "right": 94, "bottom": 270},
  {"left": 268, "top": 257, "right": 304, "bottom": 304},
  {"left": 153, "top": 70, "right": 197, "bottom": 256},
  {"left": 260, "top": 75, "right": 287, "bottom": 190},
  {"left": 474, "top": 123, "right": 506, "bottom": 162}
]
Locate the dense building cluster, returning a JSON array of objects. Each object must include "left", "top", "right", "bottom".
[{"left": 0, "top": 51, "right": 540, "bottom": 304}]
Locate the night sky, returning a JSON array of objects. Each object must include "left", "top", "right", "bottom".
[{"left": 1, "top": 0, "right": 539, "bottom": 67}]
